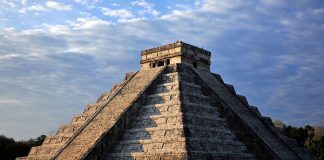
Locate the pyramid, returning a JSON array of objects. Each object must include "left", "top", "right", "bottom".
[{"left": 18, "top": 41, "right": 314, "bottom": 160}]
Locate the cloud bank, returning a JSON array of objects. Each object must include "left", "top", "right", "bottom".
[{"left": 0, "top": 0, "right": 323, "bottom": 140}]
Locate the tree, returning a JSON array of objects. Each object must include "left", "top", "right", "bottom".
[
  {"left": 283, "top": 125, "right": 308, "bottom": 146},
  {"left": 0, "top": 135, "right": 46, "bottom": 160},
  {"left": 283, "top": 125, "right": 324, "bottom": 159}
]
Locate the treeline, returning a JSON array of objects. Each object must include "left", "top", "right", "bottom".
[
  {"left": 0, "top": 135, "right": 45, "bottom": 160},
  {"left": 283, "top": 125, "right": 324, "bottom": 159}
]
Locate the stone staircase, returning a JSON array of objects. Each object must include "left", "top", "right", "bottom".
[
  {"left": 179, "top": 70, "right": 255, "bottom": 160},
  {"left": 19, "top": 104, "right": 105, "bottom": 160},
  {"left": 18, "top": 72, "right": 138, "bottom": 160},
  {"left": 54, "top": 67, "right": 164, "bottom": 160},
  {"left": 104, "top": 71, "right": 187, "bottom": 159},
  {"left": 191, "top": 66, "right": 304, "bottom": 159},
  {"left": 104, "top": 66, "right": 255, "bottom": 160}
]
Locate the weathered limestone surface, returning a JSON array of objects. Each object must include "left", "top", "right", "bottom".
[
  {"left": 18, "top": 71, "right": 139, "bottom": 160},
  {"left": 179, "top": 66, "right": 255, "bottom": 159},
  {"left": 54, "top": 66, "right": 164, "bottom": 160},
  {"left": 140, "top": 41, "right": 211, "bottom": 71},
  {"left": 104, "top": 68, "right": 188, "bottom": 159},
  {"left": 19, "top": 42, "right": 314, "bottom": 160},
  {"left": 103, "top": 65, "right": 255, "bottom": 160},
  {"left": 191, "top": 67, "right": 303, "bottom": 159}
]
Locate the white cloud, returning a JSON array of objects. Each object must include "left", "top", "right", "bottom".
[
  {"left": 131, "top": 0, "right": 160, "bottom": 16},
  {"left": 261, "top": 0, "right": 283, "bottom": 6},
  {"left": 71, "top": 17, "right": 111, "bottom": 29},
  {"left": 1, "top": 0, "right": 324, "bottom": 140},
  {"left": 45, "top": 1, "right": 72, "bottom": 11},
  {"left": 21, "top": 0, "right": 27, "bottom": 5},
  {"left": 0, "top": 99, "right": 22, "bottom": 105},
  {"left": 42, "top": 24, "right": 71, "bottom": 35},
  {"left": 19, "top": 1, "right": 72, "bottom": 13},
  {"left": 101, "top": 7, "right": 134, "bottom": 18},
  {"left": 73, "top": 0, "right": 99, "bottom": 8},
  {"left": 19, "top": 4, "right": 48, "bottom": 13},
  {"left": 0, "top": 54, "right": 19, "bottom": 60},
  {"left": 1, "top": 0, "right": 16, "bottom": 8},
  {"left": 174, "top": 4, "right": 192, "bottom": 11},
  {"left": 200, "top": 0, "right": 243, "bottom": 13}
]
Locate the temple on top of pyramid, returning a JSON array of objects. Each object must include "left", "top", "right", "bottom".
[
  {"left": 140, "top": 41, "right": 211, "bottom": 70},
  {"left": 19, "top": 42, "right": 314, "bottom": 160}
]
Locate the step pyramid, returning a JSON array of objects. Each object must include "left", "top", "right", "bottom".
[{"left": 18, "top": 41, "right": 314, "bottom": 160}]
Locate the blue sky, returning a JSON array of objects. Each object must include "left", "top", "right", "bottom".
[{"left": 0, "top": 0, "right": 323, "bottom": 140}]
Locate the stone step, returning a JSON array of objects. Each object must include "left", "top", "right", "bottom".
[
  {"left": 105, "top": 151, "right": 255, "bottom": 160},
  {"left": 105, "top": 151, "right": 187, "bottom": 160},
  {"left": 153, "top": 81, "right": 179, "bottom": 94},
  {"left": 180, "top": 82, "right": 202, "bottom": 94},
  {"left": 82, "top": 103, "right": 101, "bottom": 115},
  {"left": 158, "top": 71, "right": 193, "bottom": 83},
  {"left": 71, "top": 114, "right": 90, "bottom": 124},
  {"left": 131, "top": 112, "right": 226, "bottom": 130},
  {"left": 111, "top": 138, "right": 186, "bottom": 153},
  {"left": 183, "top": 124, "right": 232, "bottom": 133},
  {"left": 28, "top": 146, "right": 58, "bottom": 156},
  {"left": 186, "top": 138, "right": 249, "bottom": 153},
  {"left": 179, "top": 72, "right": 199, "bottom": 84},
  {"left": 56, "top": 123, "right": 82, "bottom": 135},
  {"left": 96, "top": 91, "right": 112, "bottom": 103},
  {"left": 121, "top": 124, "right": 236, "bottom": 142},
  {"left": 41, "top": 135, "right": 71, "bottom": 146},
  {"left": 188, "top": 151, "right": 256, "bottom": 160},
  {"left": 181, "top": 81, "right": 201, "bottom": 88},
  {"left": 182, "top": 93, "right": 212, "bottom": 105},
  {"left": 104, "top": 151, "right": 187, "bottom": 160},
  {"left": 183, "top": 113, "right": 224, "bottom": 121},
  {"left": 137, "top": 103, "right": 181, "bottom": 117},
  {"left": 148, "top": 91, "right": 180, "bottom": 98},
  {"left": 125, "top": 125, "right": 184, "bottom": 133},
  {"left": 184, "top": 126, "right": 236, "bottom": 140},
  {"left": 124, "top": 125, "right": 234, "bottom": 136},
  {"left": 147, "top": 91, "right": 180, "bottom": 105},
  {"left": 141, "top": 101, "right": 180, "bottom": 109},
  {"left": 17, "top": 155, "right": 52, "bottom": 160},
  {"left": 237, "top": 94, "right": 249, "bottom": 106},
  {"left": 182, "top": 102, "right": 220, "bottom": 117},
  {"left": 110, "top": 137, "right": 248, "bottom": 154},
  {"left": 131, "top": 113, "right": 183, "bottom": 129},
  {"left": 157, "top": 72, "right": 180, "bottom": 84},
  {"left": 225, "top": 83, "right": 236, "bottom": 94},
  {"left": 183, "top": 114, "right": 227, "bottom": 129},
  {"left": 120, "top": 127, "right": 184, "bottom": 141}
]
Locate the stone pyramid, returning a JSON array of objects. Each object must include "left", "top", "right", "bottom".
[{"left": 19, "top": 41, "right": 314, "bottom": 160}]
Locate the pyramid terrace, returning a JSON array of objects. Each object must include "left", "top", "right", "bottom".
[{"left": 19, "top": 42, "right": 314, "bottom": 160}]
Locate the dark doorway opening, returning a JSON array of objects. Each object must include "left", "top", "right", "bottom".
[
  {"left": 157, "top": 61, "right": 164, "bottom": 67},
  {"left": 193, "top": 61, "right": 197, "bottom": 68},
  {"left": 166, "top": 59, "right": 170, "bottom": 65}
]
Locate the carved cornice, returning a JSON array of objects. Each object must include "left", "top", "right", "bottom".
[{"left": 141, "top": 41, "right": 211, "bottom": 56}]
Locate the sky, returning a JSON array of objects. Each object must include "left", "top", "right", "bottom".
[{"left": 0, "top": 0, "right": 323, "bottom": 140}]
